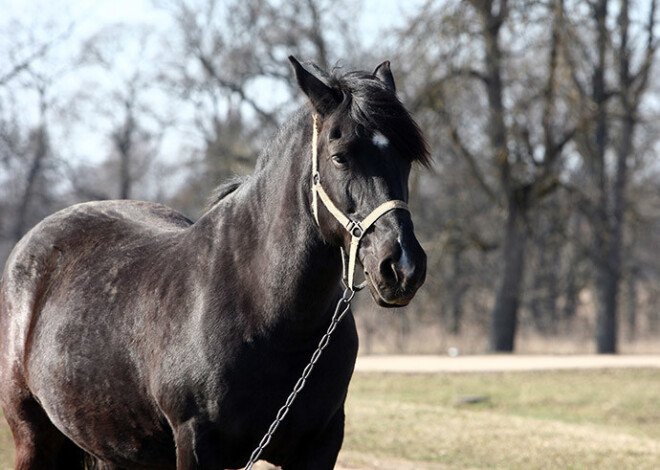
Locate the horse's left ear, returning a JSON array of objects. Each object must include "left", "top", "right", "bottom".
[
  {"left": 373, "top": 60, "right": 396, "bottom": 92},
  {"left": 289, "top": 55, "right": 342, "bottom": 116}
]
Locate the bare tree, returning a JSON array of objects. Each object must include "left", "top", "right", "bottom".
[
  {"left": 566, "top": 0, "right": 657, "bottom": 353},
  {"left": 0, "top": 21, "right": 74, "bottom": 87},
  {"left": 0, "top": 15, "right": 78, "bottom": 263},
  {"left": 73, "top": 25, "right": 172, "bottom": 201},
  {"left": 158, "top": 0, "right": 364, "bottom": 210},
  {"left": 403, "top": 0, "right": 575, "bottom": 351},
  {"left": 12, "top": 83, "right": 50, "bottom": 241}
]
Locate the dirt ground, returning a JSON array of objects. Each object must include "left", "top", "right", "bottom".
[
  {"left": 353, "top": 353, "right": 660, "bottom": 373},
  {"left": 248, "top": 354, "right": 660, "bottom": 470}
]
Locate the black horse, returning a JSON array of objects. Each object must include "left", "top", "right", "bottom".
[{"left": 0, "top": 57, "right": 429, "bottom": 470}]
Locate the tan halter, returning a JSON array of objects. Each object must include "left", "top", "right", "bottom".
[{"left": 310, "top": 114, "right": 409, "bottom": 290}]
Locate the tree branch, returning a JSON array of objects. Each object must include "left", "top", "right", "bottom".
[
  {"left": 197, "top": 54, "right": 277, "bottom": 126},
  {"left": 447, "top": 118, "right": 499, "bottom": 202},
  {"left": 631, "top": 0, "right": 657, "bottom": 104},
  {"left": 0, "top": 21, "right": 75, "bottom": 87}
]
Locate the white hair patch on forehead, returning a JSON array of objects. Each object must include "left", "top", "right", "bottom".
[{"left": 372, "top": 131, "right": 390, "bottom": 150}]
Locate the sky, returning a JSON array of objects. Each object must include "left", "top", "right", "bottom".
[
  {"left": 1, "top": 0, "right": 429, "bottom": 199},
  {"left": 1, "top": 0, "right": 427, "bottom": 116},
  {"left": 1, "top": 0, "right": 427, "bottom": 126},
  {"left": 2, "top": 0, "right": 423, "bottom": 46}
]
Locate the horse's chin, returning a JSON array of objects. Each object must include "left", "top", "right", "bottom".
[{"left": 364, "top": 271, "right": 411, "bottom": 308}]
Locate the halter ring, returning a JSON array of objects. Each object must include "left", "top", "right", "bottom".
[{"left": 347, "top": 221, "right": 364, "bottom": 239}]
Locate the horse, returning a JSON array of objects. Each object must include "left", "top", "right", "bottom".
[{"left": 0, "top": 56, "right": 429, "bottom": 470}]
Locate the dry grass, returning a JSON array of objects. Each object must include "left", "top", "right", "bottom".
[
  {"left": 343, "top": 400, "right": 660, "bottom": 469},
  {"left": 0, "top": 416, "right": 12, "bottom": 470},
  {"left": 339, "top": 369, "right": 660, "bottom": 469},
  {"left": 1, "top": 369, "right": 659, "bottom": 469}
]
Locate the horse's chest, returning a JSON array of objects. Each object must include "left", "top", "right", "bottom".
[
  {"left": 202, "top": 324, "right": 358, "bottom": 463},
  {"left": 221, "top": 343, "right": 353, "bottom": 429}
]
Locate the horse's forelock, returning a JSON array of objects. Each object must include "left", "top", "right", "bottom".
[{"left": 331, "top": 70, "right": 431, "bottom": 168}]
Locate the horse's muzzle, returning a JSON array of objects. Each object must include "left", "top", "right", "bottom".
[{"left": 363, "top": 232, "right": 427, "bottom": 308}]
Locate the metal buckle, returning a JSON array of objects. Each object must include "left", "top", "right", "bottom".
[
  {"left": 346, "top": 220, "right": 363, "bottom": 239},
  {"left": 312, "top": 172, "right": 321, "bottom": 185}
]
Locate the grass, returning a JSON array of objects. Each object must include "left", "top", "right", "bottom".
[
  {"left": 0, "top": 415, "right": 12, "bottom": 470},
  {"left": 1, "top": 369, "right": 659, "bottom": 469},
  {"left": 339, "top": 369, "right": 660, "bottom": 469}
]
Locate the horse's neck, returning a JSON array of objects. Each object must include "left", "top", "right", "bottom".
[
  {"left": 254, "top": 119, "right": 343, "bottom": 315},
  {"left": 199, "top": 114, "right": 343, "bottom": 337}
]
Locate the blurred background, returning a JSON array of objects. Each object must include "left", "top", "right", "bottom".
[{"left": 2, "top": 0, "right": 659, "bottom": 355}]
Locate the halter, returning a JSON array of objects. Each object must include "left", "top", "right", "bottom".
[{"left": 310, "top": 114, "right": 409, "bottom": 290}]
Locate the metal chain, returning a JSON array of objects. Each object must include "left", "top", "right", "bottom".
[{"left": 244, "top": 287, "right": 356, "bottom": 470}]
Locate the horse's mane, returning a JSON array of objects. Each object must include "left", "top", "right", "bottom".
[
  {"left": 205, "top": 112, "right": 306, "bottom": 211},
  {"left": 206, "top": 175, "right": 250, "bottom": 209}
]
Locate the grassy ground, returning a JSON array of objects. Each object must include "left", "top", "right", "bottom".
[
  {"left": 339, "top": 369, "right": 660, "bottom": 469},
  {"left": 0, "top": 413, "right": 12, "bottom": 470},
  {"left": 1, "top": 369, "right": 659, "bottom": 469}
]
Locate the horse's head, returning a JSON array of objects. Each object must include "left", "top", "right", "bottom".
[{"left": 290, "top": 57, "right": 430, "bottom": 308}]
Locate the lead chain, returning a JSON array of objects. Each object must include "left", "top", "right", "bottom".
[{"left": 244, "top": 288, "right": 356, "bottom": 470}]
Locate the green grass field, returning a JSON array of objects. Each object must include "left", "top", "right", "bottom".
[
  {"left": 1, "top": 369, "right": 659, "bottom": 469},
  {"left": 340, "top": 369, "right": 660, "bottom": 469}
]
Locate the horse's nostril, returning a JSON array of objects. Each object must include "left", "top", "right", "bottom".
[
  {"left": 379, "top": 257, "right": 398, "bottom": 285},
  {"left": 374, "top": 237, "right": 427, "bottom": 296},
  {"left": 390, "top": 262, "right": 399, "bottom": 284}
]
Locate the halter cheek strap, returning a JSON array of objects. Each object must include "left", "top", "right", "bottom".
[{"left": 310, "top": 114, "right": 410, "bottom": 290}]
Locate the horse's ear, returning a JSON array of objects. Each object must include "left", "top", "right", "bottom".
[
  {"left": 373, "top": 60, "right": 396, "bottom": 92},
  {"left": 289, "top": 56, "right": 341, "bottom": 116}
]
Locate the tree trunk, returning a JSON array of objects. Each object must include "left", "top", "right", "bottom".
[
  {"left": 115, "top": 113, "right": 134, "bottom": 200},
  {"left": 589, "top": 0, "right": 620, "bottom": 354},
  {"left": 625, "top": 273, "right": 637, "bottom": 340},
  {"left": 594, "top": 257, "right": 618, "bottom": 353},
  {"left": 118, "top": 137, "right": 131, "bottom": 200},
  {"left": 476, "top": 1, "right": 527, "bottom": 352},
  {"left": 529, "top": 213, "right": 560, "bottom": 333},
  {"left": 489, "top": 188, "right": 529, "bottom": 352},
  {"left": 562, "top": 214, "right": 583, "bottom": 320},
  {"left": 13, "top": 124, "right": 48, "bottom": 241},
  {"left": 449, "top": 248, "right": 466, "bottom": 334}
]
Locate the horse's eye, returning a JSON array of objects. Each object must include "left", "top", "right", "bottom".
[
  {"left": 329, "top": 126, "right": 342, "bottom": 141},
  {"left": 331, "top": 154, "right": 348, "bottom": 169}
]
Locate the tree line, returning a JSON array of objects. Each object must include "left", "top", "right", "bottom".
[{"left": 1, "top": 0, "right": 659, "bottom": 353}]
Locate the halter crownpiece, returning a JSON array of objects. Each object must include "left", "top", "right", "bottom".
[{"left": 310, "top": 114, "right": 410, "bottom": 290}]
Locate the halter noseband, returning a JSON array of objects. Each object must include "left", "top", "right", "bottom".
[{"left": 310, "top": 114, "right": 410, "bottom": 291}]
